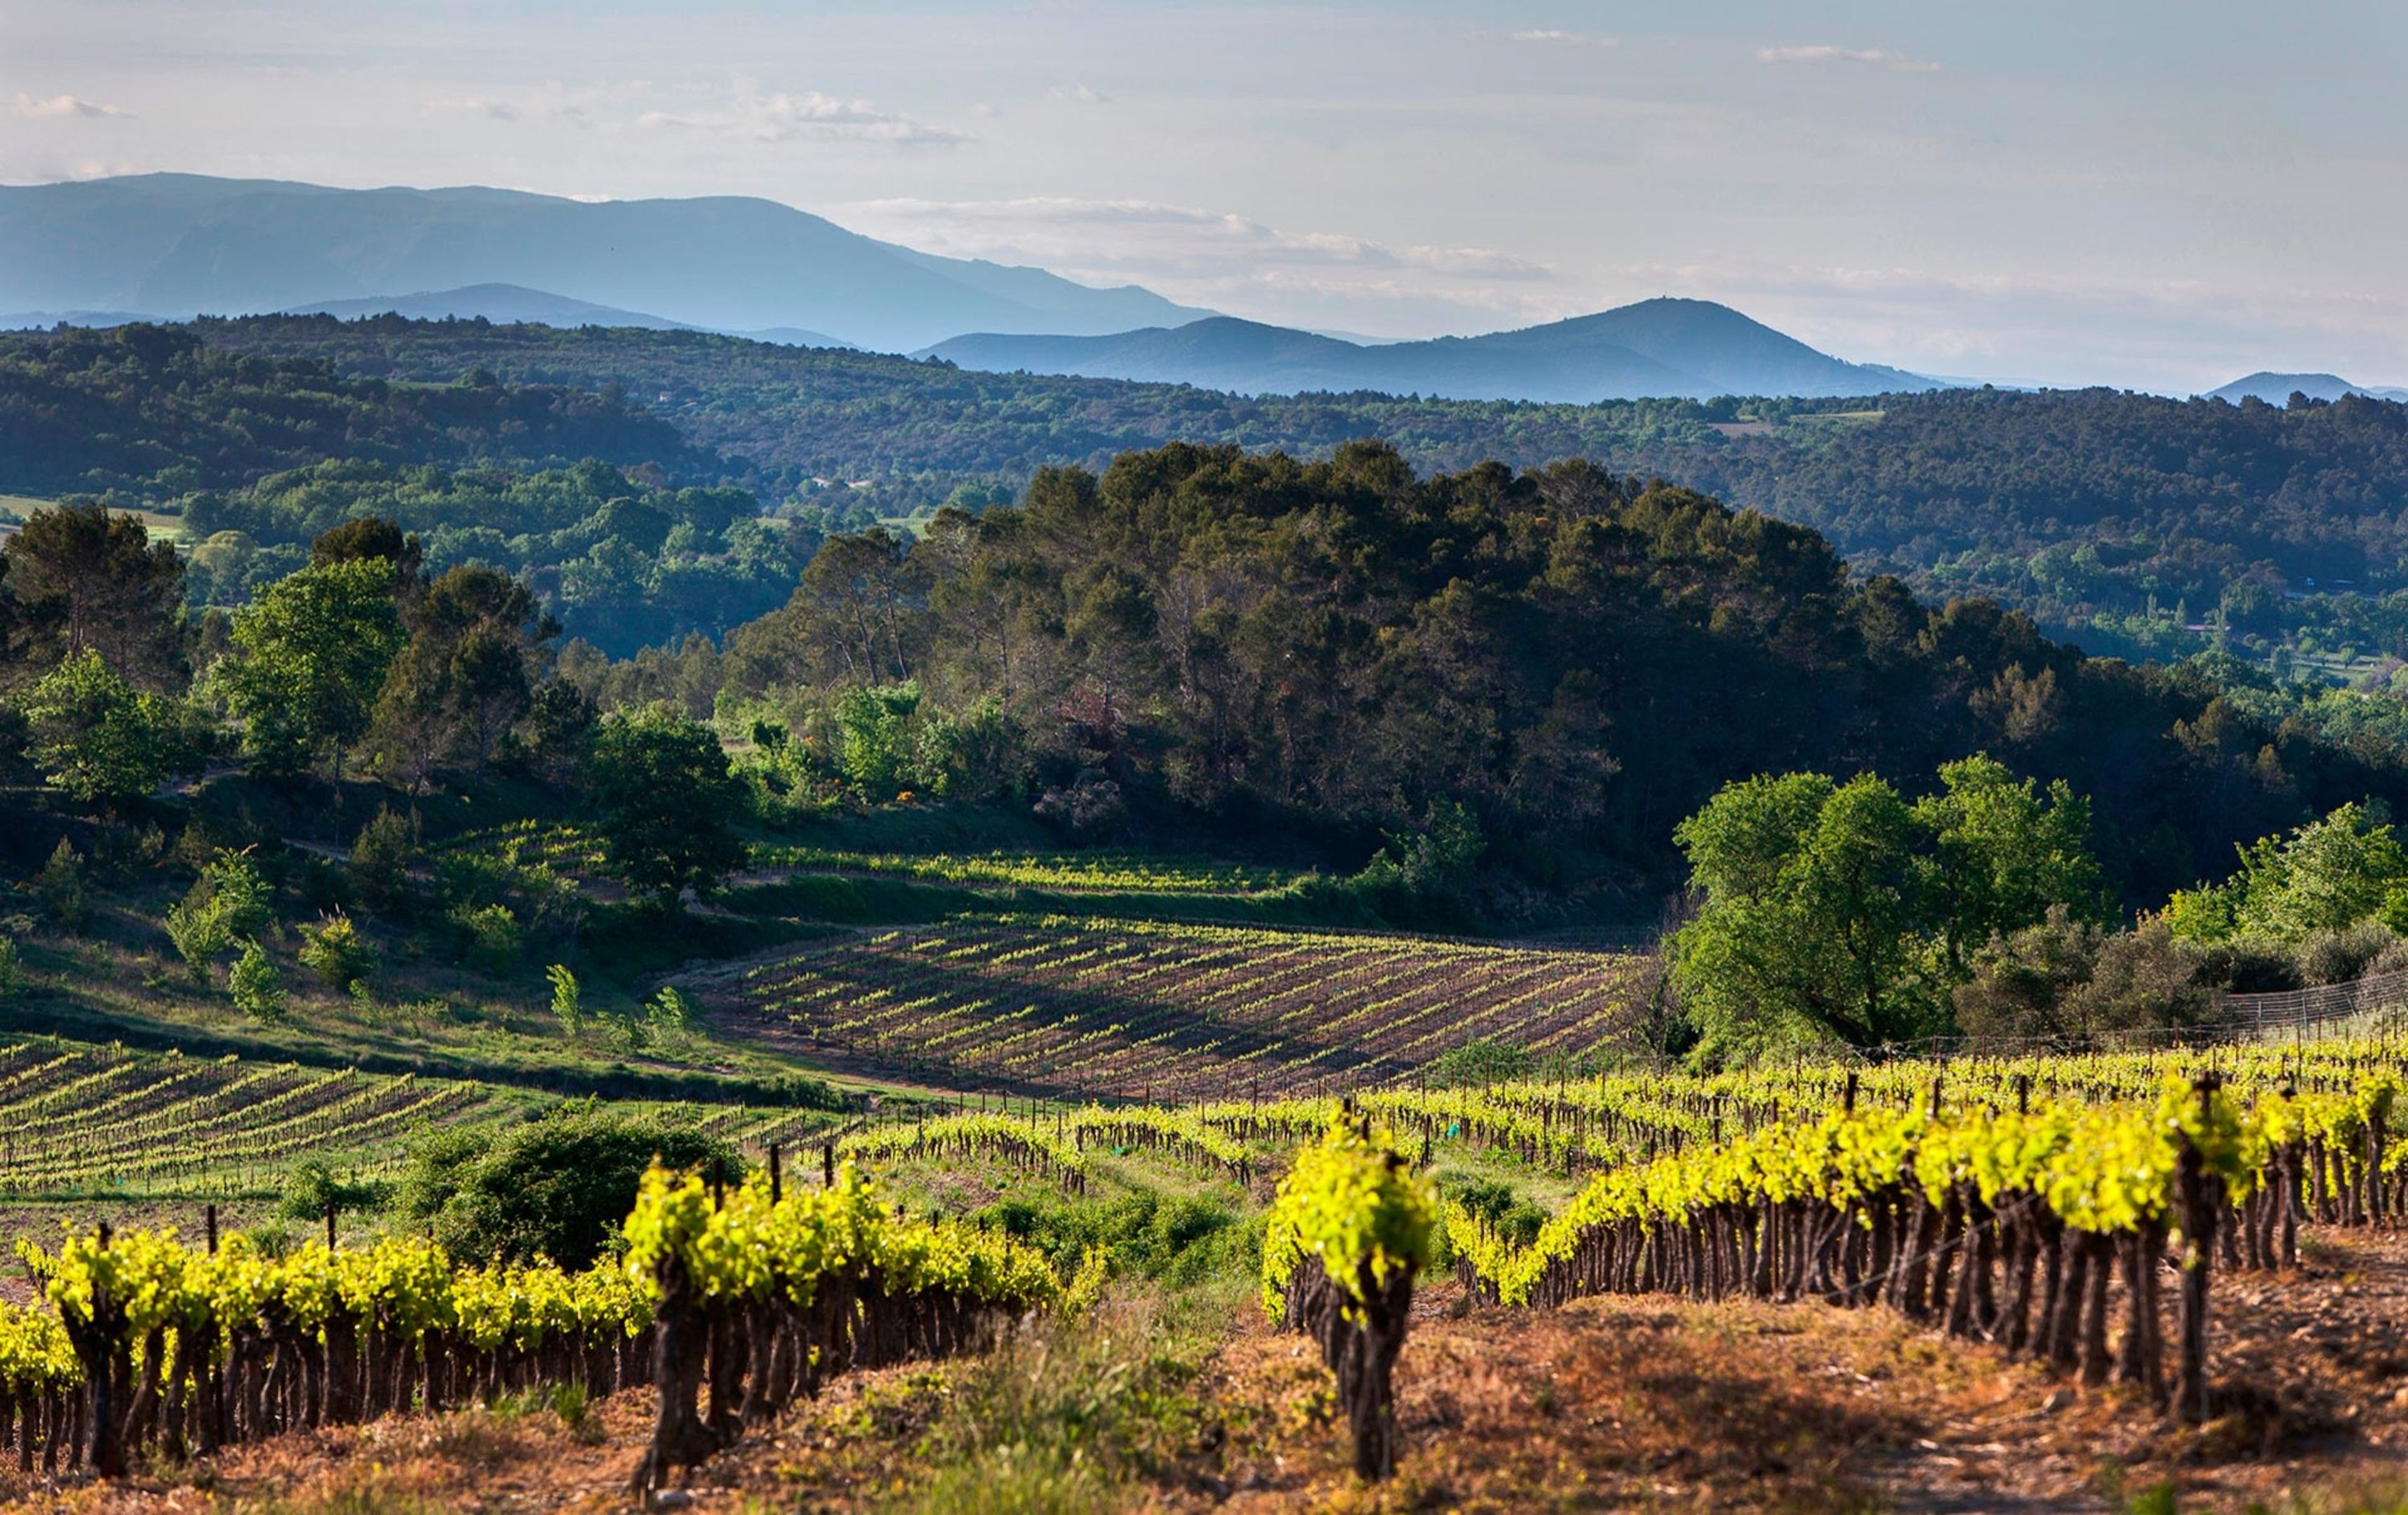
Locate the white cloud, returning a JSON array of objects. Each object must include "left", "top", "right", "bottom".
[
  {"left": 640, "top": 85, "right": 964, "bottom": 145},
  {"left": 1508, "top": 29, "right": 1611, "bottom": 48},
  {"left": 835, "top": 195, "right": 1561, "bottom": 334},
  {"left": 1756, "top": 45, "right": 1940, "bottom": 73},
  {"left": 429, "top": 96, "right": 522, "bottom": 122},
  {"left": 1047, "top": 84, "right": 1111, "bottom": 105},
  {"left": 14, "top": 93, "right": 135, "bottom": 120}
]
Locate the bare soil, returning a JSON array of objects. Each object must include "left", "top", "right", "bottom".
[{"left": 16, "top": 1227, "right": 2408, "bottom": 1514}]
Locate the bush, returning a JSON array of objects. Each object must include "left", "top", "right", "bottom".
[
  {"left": 0, "top": 935, "right": 22, "bottom": 998},
  {"left": 230, "top": 939, "right": 287, "bottom": 1021},
  {"left": 166, "top": 850, "right": 273, "bottom": 981},
  {"left": 2069, "top": 920, "right": 2215, "bottom": 1033},
  {"left": 1952, "top": 908, "right": 2102, "bottom": 1043},
  {"left": 297, "top": 912, "right": 376, "bottom": 991},
  {"left": 350, "top": 806, "right": 420, "bottom": 913},
  {"left": 36, "top": 838, "right": 90, "bottom": 934},
  {"left": 448, "top": 902, "right": 521, "bottom": 973},
  {"left": 2297, "top": 920, "right": 2398, "bottom": 986},
  {"left": 397, "top": 1106, "right": 739, "bottom": 1269},
  {"left": 277, "top": 1157, "right": 391, "bottom": 1223},
  {"left": 547, "top": 963, "right": 582, "bottom": 1036}
]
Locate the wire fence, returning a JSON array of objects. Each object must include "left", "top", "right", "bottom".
[{"left": 2214, "top": 967, "right": 2408, "bottom": 1033}]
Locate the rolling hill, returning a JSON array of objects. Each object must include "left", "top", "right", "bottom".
[
  {"left": 0, "top": 174, "right": 1210, "bottom": 352},
  {"left": 922, "top": 298, "right": 1941, "bottom": 401},
  {"left": 2205, "top": 370, "right": 2408, "bottom": 404}
]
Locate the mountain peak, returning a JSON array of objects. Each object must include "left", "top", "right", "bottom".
[{"left": 924, "top": 298, "right": 1939, "bottom": 403}]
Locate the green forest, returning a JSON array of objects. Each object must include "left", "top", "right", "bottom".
[{"left": 13, "top": 318, "right": 2408, "bottom": 680}]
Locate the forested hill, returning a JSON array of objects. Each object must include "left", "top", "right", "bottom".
[
  {"left": 1632, "top": 386, "right": 2408, "bottom": 657},
  {"left": 714, "top": 443, "right": 2406, "bottom": 909},
  {"left": 189, "top": 315, "right": 1736, "bottom": 495},
  {"left": 19, "top": 318, "right": 2408, "bottom": 675},
  {"left": 0, "top": 322, "right": 708, "bottom": 499},
  {"left": 186, "top": 318, "right": 2408, "bottom": 653}
]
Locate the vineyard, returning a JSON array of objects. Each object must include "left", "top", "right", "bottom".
[
  {"left": 0, "top": 1038, "right": 860, "bottom": 1211},
  {"left": 9, "top": 1032, "right": 2408, "bottom": 1506},
  {"left": 696, "top": 916, "right": 1656, "bottom": 1098}
]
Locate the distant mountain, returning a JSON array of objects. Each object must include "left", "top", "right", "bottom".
[
  {"left": 921, "top": 298, "right": 1941, "bottom": 401},
  {"left": 0, "top": 174, "right": 1211, "bottom": 353},
  {"left": 0, "top": 308, "right": 164, "bottom": 330},
  {"left": 2205, "top": 371, "right": 2408, "bottom": 404},
  {"left": 292, "top": 282, "right": 689, "bottom": 330}
]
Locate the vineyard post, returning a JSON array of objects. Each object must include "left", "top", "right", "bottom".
[
  {"left": 205, "top": 1204, "right": 218, "bottom": 1255},
  {"left": 822, "top": 1144, "right": 835, "bottom": 1188},
  {"left": 325, "top": 1203, "right": 337, "bottom": 1252}
]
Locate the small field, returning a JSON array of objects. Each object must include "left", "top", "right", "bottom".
[{"left": 695, "top": 916, "right": 1655, "bottom": 1099}]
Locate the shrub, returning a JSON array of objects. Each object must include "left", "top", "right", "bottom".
[
  {"left": 297, "top": 912, "right": 376, "bottom": 992},
  {"left": 36, "top": 838, "right": 91, "bottom": 934},
  {"left": 546, "top": 963, "right": 583, "bottom": 1036},
  {"left": 448, "top": 902, "right": 522, "bottom": 973},
  {"left": 0, "top": 935, "right": 22, "bottom": 998},
  {"left": 230, "top": 939, "right": 287, "bottom": 1021},
  {"left": 277, "top": 1157, "right": 391, "bottom": 1223},
  {"left": 350, "top": 806, "right": 421, "bottom": 914},
  {"left": 397, "top": 1106, "right": 738, "bottom": 1269},
  {"left": 166, "top": 850, "right": 273, "bottom": 981}
]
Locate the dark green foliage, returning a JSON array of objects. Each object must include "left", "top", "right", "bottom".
[
  {"left": 36, "top": 837, "right": 90, "bottom": 932},
  {"left": 1443, "top": 1177, "right": 1548, "bottom": 1248},
  {"left": 1667, "top": 759, "right": 2104, "bottom": 1055},
  {"left": 216, "top": 557, "right": 406, "bottom": 778},
  {"left": 709, "top": 441, "right": 2396, "bottom": 911},
  {"left": 0, "top": 323, "right": 705, "bottom": 502},
  {"left": 1, "top": 500, "right": 189, "bottom": 691},
  {"left": 581, "top": 707, "right": 748, "bottom": 904},
  {"left": 397, "top": 1105, "right": 739, "bottom": 1269},
  {"left": 1419, "top": 1038, "right": 1535, "bottom": 1087},
  {"left": 184, "top": 460, "right": 810, "bottom": 655},
  {"left": 349, "top": 806, "right": 421, "bottom": 914},
  {"left": 976, "top": 1188, "right": 1247, "bottom": 1286},
  {"left": 277, "top": 1157, "right": 391, "bottom": 1223},
  {"left": 19, "top": 648, "right": 195, "bottom": 806},
  {"left": 367, "top": 563, "right": 556, "bottom": 788}
]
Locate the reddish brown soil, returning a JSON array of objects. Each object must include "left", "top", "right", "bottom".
[{"left": 14, "top": 1228, "right": 2408, "bottom": 1514}]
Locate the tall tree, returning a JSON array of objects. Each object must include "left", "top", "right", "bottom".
[
  {"left": 1914, "top": 754, "right": 2103, "bottom": 976},
  {"left": 217, "top": 559, "right": 405, "bottom": 779},
  {"left": 1, "top": 502, "right": 187, "bottom": 690},
  {"left": 367, "top": 564, "right": 555, "bottom": 788},
  {"left": 1668, "top": 771, "right": 1935, "bottom": 1057},
  {"left": 19, "top": 649, "right": 195, "bottom": 808},
  {"left": 581, "top": 707, "right": 747, "bottom": 906}
]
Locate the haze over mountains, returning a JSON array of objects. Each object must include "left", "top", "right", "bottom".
[
  {"left": 9, "top": 173, "right": 2399, "bottom": 405},
  {"left": 0, "top": 174, "right": 1203, "bottom": 353},
  {"left": 2204, "top": 371, "right": 2408, "bottom": 404},
  {"left": 922, "top": 301, "right": 1940, "bottom": 402}
]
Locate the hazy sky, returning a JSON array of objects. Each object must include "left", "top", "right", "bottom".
[{"left": 6, "top": 0, "right": 2405, "bottom": 391}]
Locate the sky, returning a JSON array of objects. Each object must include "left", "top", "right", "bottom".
[{"left": 5, "top": 0, "right": 2406, "bottom": 393}]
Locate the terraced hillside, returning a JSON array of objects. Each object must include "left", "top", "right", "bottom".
[{"left": 694, "top": 916, "right": 1655, "bottom": 1099}]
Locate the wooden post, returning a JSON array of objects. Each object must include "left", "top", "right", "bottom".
[
  {"left": 326, "top": 1203, "right": 337, "bottom": 1252},
  {"left": 769, "top": 1143, "right": 782, "bottom": 1205},
  {"left": 205, "top": 1203, "right": 218, "bottom": 1255}
]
